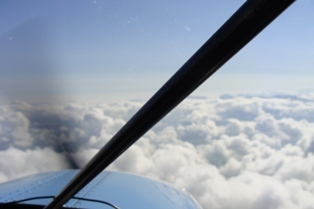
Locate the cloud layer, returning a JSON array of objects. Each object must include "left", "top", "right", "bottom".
[{"left": 1, "top": 93, "right": 314, "bottom": 209}]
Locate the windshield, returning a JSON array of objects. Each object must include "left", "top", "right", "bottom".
[{"left": 1, "top": 0, "right": 314, "bottom": 208}]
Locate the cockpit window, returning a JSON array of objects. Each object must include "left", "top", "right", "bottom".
[{"left": 1, "top": 0, "right": 314, "bottom": 208}]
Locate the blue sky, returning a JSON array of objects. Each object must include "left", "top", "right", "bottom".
[{"left": 0, "top": 0, "right": 314, "bottom": 102}]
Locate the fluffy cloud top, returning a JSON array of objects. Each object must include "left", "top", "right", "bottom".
[{"left": 1, "top": 93, "right": 314, "bottom": 209}]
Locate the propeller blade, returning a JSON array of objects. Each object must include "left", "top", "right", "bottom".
[{"left": 0, "top": 17, "right": 80, "bottom": 170}]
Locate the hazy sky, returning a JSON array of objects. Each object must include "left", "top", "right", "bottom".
[{"left": 1, "top": 0, "right": 313, "bottom": 102}]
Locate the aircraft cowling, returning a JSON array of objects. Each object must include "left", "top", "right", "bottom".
[{"left": 0, "top": 170, "right": 202, "bottom": 209}]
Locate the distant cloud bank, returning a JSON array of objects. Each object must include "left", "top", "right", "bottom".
[{"left": 1, "top": 92, "right": 314, "bottom": 209}]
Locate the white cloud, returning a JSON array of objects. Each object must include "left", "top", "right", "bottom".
[
  {"left": 1, "top": 92, "right": 314, "bottom": 209},
  {"left": 0, "top": 147, "right": 70, "bottom": 182}
]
